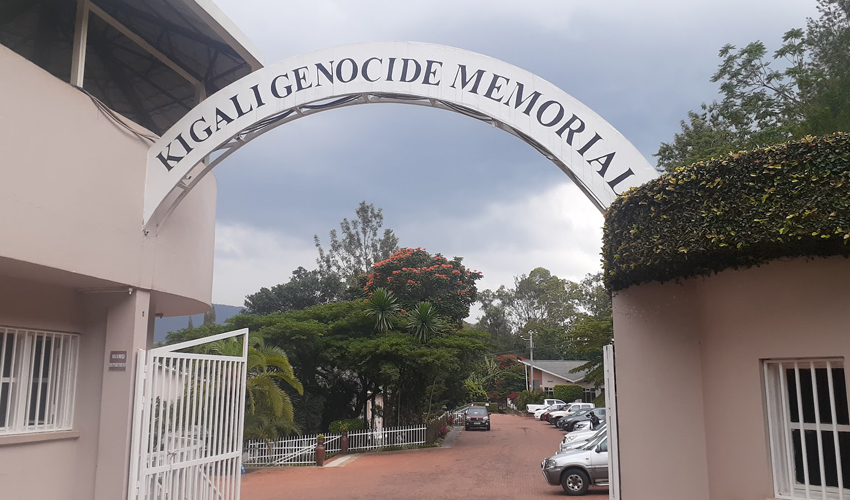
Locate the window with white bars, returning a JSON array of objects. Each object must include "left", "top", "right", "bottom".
[
  {"left": 0, "top": 327, "right": 79, "bottom": 435},
  {"left": 764, "top": 359, "right": 850, "bottom": 499}
]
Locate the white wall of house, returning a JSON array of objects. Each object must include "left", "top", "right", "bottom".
[
  {"left": 0, "top": 44, "right": 217, "bottom": 500},
  {"left": 614, "top": 256, "right": 850, "bottom": 500}
]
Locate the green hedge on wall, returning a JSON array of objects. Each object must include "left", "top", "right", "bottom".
[
  {"left": 603, "top": 133, "right": 850, "bottom": 291},
  {"left": 592, "top": 392, "right": 606, "bottom": 408},
  {"left": 553, "top": 384, "right": 584, "bottom": 403}
]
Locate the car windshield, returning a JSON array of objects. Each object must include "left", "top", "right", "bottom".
[
  {"left": 572, "top": 408, "right": 591, "bottom": 417},
  {"left": 467, "top": 408, "right": 487, "bottom": 415}
]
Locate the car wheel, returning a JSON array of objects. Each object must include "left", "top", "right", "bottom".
[
  {"left": 561, "top": 468, "right": 590, "bottom": 496},
  {"left": 486, "top": 424, "right": 491, "bottom": 431},
  {"left": 465, "top": 425, "right": 469, "bottom": 431}
]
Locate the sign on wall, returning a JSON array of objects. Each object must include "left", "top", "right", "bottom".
[
  {"left": 144, "top": 42, "right": 658, "bottom": 229},
  {"left": 108, "top": 351, "right": 127, "bottom": 371}
]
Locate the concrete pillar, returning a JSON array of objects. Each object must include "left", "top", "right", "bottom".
[{"left": 93, "top": 289, "right": 152, "bottom": 500}]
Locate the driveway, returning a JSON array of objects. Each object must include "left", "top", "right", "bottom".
[{"left": 242, "top": 413, "right": 609, "bottom": 499}]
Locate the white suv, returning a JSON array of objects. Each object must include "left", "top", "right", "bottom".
[{"left": 548, "top": 402, "right": 595, "bottom": 423}]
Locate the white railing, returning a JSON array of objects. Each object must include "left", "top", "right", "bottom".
[
  {"left": 244, "top": 424, "right": 426, "bottom": 466},
  {"left": 450, "top": 405, "right": 470, "bottom": 426},
  {"left": 348, "top": 425, "right": 425, "bottom": 451}
]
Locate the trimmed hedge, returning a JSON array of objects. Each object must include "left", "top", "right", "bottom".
[
  {"left": 553, "top": 384, "right": 584, "bottom": 403},
  {"left": 328, "top": 418, "right": 366, "bottom": 433},
  {"left": 603, "top": 133, "right": 850, "bottom": 291},
  {"left": 592, "top": 392, "right": 605, "bottom": 408},
  {"left": 486, "top": 402, "right": 499, "bottom": 414}
]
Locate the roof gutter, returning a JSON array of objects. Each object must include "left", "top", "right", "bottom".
[{"left": 179, "top": 0, "right": 264, "bottom": 71}]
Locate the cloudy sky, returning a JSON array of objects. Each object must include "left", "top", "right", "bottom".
[{"left": 209, "top": 0, "right": 818, "bottom": 317}]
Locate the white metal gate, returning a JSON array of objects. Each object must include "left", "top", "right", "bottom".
[
  {"left": 603, "top": 344, "right": 620, "bottom": 500},
  {"left": 128, "top": 328, "right": 249, "bottom": 500}
]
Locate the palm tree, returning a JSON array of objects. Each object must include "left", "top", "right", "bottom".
[
  {"left": 366, "top": 288, "right": 400, "bottom": 333},
  {"left": 201, "top": 334, "right": 303, "bottom": 440},
  {"left": 404, "top": 302, "right": 446, "bottom": 343}
]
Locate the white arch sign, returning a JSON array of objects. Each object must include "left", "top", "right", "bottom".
[{"left": 144, "top": 42, "right": 657, "bottom": 230}]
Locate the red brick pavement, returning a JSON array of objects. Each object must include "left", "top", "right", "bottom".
[{"left": 241, "top": 413, "right": 609, "bottom": 499}]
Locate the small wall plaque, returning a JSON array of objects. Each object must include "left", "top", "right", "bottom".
[{"left": 109, "top": 351, "right": 127, "bottom": 371}]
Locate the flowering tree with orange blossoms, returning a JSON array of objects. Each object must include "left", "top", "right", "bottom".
[{"left": 359, "top": 248, "right": 482, "bottom": 324}]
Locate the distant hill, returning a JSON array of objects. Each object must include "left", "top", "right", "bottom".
[{"left": 154, "top": 304, "right": 244, "bottom": 343}]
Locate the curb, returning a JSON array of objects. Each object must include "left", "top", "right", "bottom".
[{"left": 442, "top": 425, "right": 462, "bottom": 448}]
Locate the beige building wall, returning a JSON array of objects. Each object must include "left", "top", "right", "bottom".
[
  {"left": 0, "top": 44, "right": 215, "bottom": 312},
  {"left": 0, "top": 44, "right": 218, "bottom": 500},
  {"left": 613, "top": 256, "right": 850, "bottom": 500}
]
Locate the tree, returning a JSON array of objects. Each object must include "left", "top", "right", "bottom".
[
  {"left": 404, "top": 302, "right": 446, "bottom": 343},
  {"left": 475, "top": 290, "right": 515, "bottom": 351},
  {"left": 203, "top": 306, "right": 216, "bottom": 325},
  {"left": 365, "top": 288, "right": 400, "bottom": 333},
  {"left": 244, "top": 266, "right": 343, "bottom": 315},
  {"left": 477, "top": 268, "right": 582, "bottom": 359},
  {"left": 226, "top": 300, "right": 486, "bottom": 428},
  {"left": 315, "top": 202, "right": 399, "bottom": 288},
  {"left": 562, "top": 316, "right": 613, "bottom": 388},
  {"left": 657, "top": 0, "right": 850, "bottom": 171},
  {"left": 361, "top": 247, "right": 483, "bottom": 324}
]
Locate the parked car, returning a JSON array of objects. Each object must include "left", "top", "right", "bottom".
[
  {"left": 542, "top": 435, "right": 609, "bottom": 495},
  {"left": 534, "top": 403, "right": 562, "bottom": 420},
  {"left": 557, "top": 408, "right": 606, "bottom": 431},
  {"left": 551, "top": 407, "right": 592, "bottom": 427},
  {"left": 526, "top": 398, "right": 566, "bottom": 414},
  {"left": 537, "top": 403, "right": 568, "bottom": 420},
  {"left": 560, "top": 427, "right": 607, "bottom": 454},
  {"left": 548, "top": 402, "right": 595, "bottom": 424},
  {"left": 464, "top": 406, "right": 491, "bottom": 431},
  {"left": 561, "top": 423, "right": 606, "bottom": 450}
]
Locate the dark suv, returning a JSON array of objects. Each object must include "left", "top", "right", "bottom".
[{"left": 464, "top": 406, "right": 491, "bottom": 431}]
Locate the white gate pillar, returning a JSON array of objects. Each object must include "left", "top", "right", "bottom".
[{"left": 93, "top": 289, "right": 153, "bottom": 500}]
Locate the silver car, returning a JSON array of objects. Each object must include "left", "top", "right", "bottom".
[
  {"left": 541, "top": 433, "right": 609, "bottom": 495},
  {"left": 559, "top": 427, "right": 606, "bottom": 454}
]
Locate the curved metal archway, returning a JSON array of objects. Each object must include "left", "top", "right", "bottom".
[{"left": 143, "top": 42, "right": 658, "bottom": 232}]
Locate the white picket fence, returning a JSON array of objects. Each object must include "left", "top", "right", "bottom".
[{"left": 244, "top": 425, "right": 426, "bottom": 466}]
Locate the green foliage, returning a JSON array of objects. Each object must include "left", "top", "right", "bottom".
[
  {"left": 164, "top": 322, "right": 229, "bottom": 346},
  {"left": 328, "top": 418, "right": 366, "bottom": 433},
  {"left": 244, "top": 266, "right": 343, "bottom": 315},
  {"left": 477, "top": 268, "right": 600, "bottom": 359},
  {"left": 464, "top": 374, "right": 488, "bottom": 401},
  {"left": 228, "top": 300, "right": 487, "bottom": 428},
  {"left": 315, "top": 201, "right": 399, "bottom": 289},
  {"left": 553, "top": 385, "right": 584, "bottom": 403},
  {"left": 366, "top": 288, "right": 400, "bottom": 333},
  {"left": 514, "top": 389, "right": 545, "bottom": 412},
  {"left": 199, "top": 334, "right": 303, "bottom": 441},
  {"left": 404, "top": 302, "right": 446, "bottom": 343},
  {"left": 563, "top": 316, "right": 613, "bottom": 388},
  {"left": 592, "top": 392, "right": 606, "bottom": 408},
  {"left": 486, "top": 402, "right": 499, "bottom": 414},
  {"left": 361, "top": 248, "right": 482, "bottom": 324},
  {"left": 605, "top": 133, "right": 850, "bottom": 291},
  {"left": 657, "top": 1, "right": 850, "bottom": 171}
]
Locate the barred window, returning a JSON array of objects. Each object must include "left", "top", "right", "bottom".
[
  {"left": 583, "top": 388, "right": 598, "bottom": 403},
  {"left": 764, "top": 359, "right": 850, "bottom": 499},
  {"left": 0, "top": 327, "right": 79, "bottom": 435}
]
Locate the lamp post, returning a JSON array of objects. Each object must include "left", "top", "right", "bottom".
[{"left": 522, "top": 330, "right": 535, "bottom": 392}]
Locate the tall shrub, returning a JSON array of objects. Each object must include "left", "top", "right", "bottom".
[
  {"left": 553, "top": 384, "right": 584, "bottom": 403},
  {"left": 514, "top": 389, "right": 545, "bottom": 411}
]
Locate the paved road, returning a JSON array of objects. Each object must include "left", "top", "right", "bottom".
[{"left": 242, "top": 413, "right": 609, "bottom": 499}]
